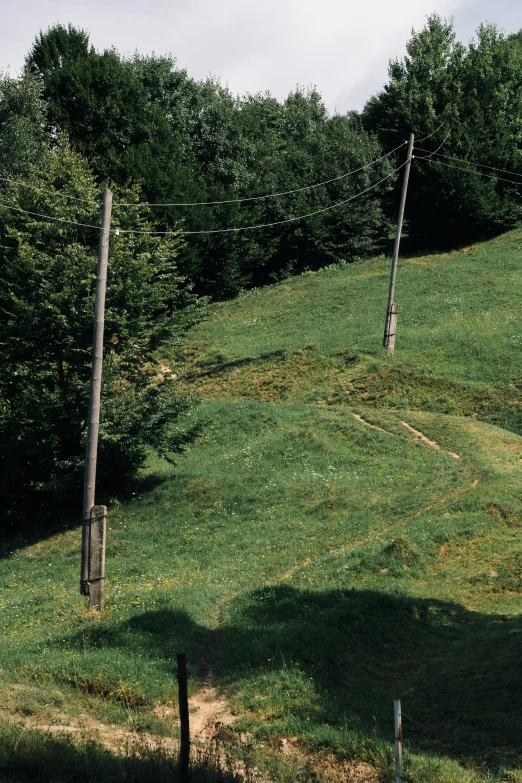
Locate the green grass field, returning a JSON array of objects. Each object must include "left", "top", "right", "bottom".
[{"left": 2, "top": 231, "right": 522, "bottom": 782}]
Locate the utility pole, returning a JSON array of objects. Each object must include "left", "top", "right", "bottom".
[
  {"left": 383, "top": 133, "right": 414, "bottom": 351},
  {"left": 81, "top": 188, "right": 112, "bottom": 606}
]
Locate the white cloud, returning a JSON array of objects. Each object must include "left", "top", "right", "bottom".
[{"left": 0, "top": 0, "right": 515, "bottom": 112}]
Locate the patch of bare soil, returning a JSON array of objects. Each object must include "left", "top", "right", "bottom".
[
  {"left": 0, "top": 681, "right": 238, "bottom": 755},
  {"left": 0, "top": 707, "right": 178, "bottom": 754},
  {"left": 353, "top": 412, "right": 461, "bottom": 459},
  {"left": 277, "top": 737, "right": 378, "bottom": 782},
  {"left": 155, "top": 681, "right": 237, "bottom": 746}
]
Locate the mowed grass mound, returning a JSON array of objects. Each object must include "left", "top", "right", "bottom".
[{"left": 2, "top": 230, "right": 522, "bottom": 782}]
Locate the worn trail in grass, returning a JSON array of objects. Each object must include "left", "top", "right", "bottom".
[{"left": 2, "top": 231, "right": 522, "bottom": 782}]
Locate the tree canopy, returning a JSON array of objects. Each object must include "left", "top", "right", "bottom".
[{"left": 362, "top": 15, "right": 522, "bottom": 244}]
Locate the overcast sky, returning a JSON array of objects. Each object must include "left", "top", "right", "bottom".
[{"left": 1, "top": 0, "right": 520, "bottom": 112}]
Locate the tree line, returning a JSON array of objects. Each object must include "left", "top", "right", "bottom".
[{"left": 2, "top": 16, "right": 522, "bottom": 517}]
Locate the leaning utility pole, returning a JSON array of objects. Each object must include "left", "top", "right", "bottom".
[
  {"left": 81, "top": 188, "right": 112, "bottom": 607},
  {"left": 383, "top": 133, "right": 414, "bottom": 352}
]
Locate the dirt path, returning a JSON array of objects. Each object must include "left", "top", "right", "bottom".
[
  {"left": 189, "top": 682, "right": 236, "bottom": 744},
  {"left": 1, "top": 675, "right": 237, "bottom": 753},
  {"left": 399, "top": 420, "right": 460, "bottom": 459},
  {"left": 0, "top": 706, "right": 179, "bottom": 754},
  {"left": 352, "top": 413, "right": 388, "bottom": 433},
  {"left": 352, "top": 412, "right": 460, "bottom": 459}
]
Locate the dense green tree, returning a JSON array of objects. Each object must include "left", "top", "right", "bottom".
[
  {"left": 362, "top": 15, "right": 522, "bottom": 245},
  {"left": 0, "top": 143, "right": 201, "bottom": 514},
  {"left": 26, "top": 25, "right": 187, "bottom": 197},
  {"left": 126, "top": 55, "right": 395, "bottom": 294},
  {"left": 0, "top": 71, "right": 46, "bottom": 178},
  {"left": 24, "top": 25, "right": 397, "bottom": 299}
]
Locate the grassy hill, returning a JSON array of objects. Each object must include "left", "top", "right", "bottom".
[{"left": 2, "top": 231, "right": 522, "bottom": 782}]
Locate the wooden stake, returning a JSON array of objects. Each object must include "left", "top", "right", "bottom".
[
  {"left": 177, "top": 653, "right": 190, "bottom": 783},
  {"left": 81, "top": 188, "right": 112, "bottom": 597},
  {"left": 387, "top": 302, "right": 398, "bottom": 356},
  {"left": 394, "top": 699, "right": 403, "bottom": 783},
  {"left": 383, "top": 134, "right": 414, "bottom": 348},
  {"left": 88, "top": 505, "right": 106, "bottom": 609}
]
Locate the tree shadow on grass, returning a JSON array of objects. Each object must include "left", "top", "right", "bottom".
[
  {"left": 92, "top": 586, "right": 522, "bottom": 772},
  {"left": 0, "top": 720, "right": 241, "bottom": 783},
  {"left": 0, "top": 472, "right": 170, "bottom": 561},
  {"left": 184, "top": 349, "right": 297, "bottom": 381}
]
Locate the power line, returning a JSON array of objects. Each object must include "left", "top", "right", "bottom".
[
  {"left": 113, "top": 164, "right": 406, "bottom": 236},
  {"left": 414, "top": 147, "right": 522, "bottom": 180},
  {"left": 114, "top": 142, "right": 407, "bottom": 208},
  {"left": 0, "top": 140, "right": 406, "bottom": 212},
  {"left": 413, "top": 132, "right": 450, "bottom": 161},
  {"left": 0, "top": 164, "right": 404, "bottom": 235},
  {"left": 413, "top": 155, "right": 522, "bottom": 187},
  {"left": 0, "top": 174, "right": 100, "bottom": 205},
  {"left": 415, "top": 120, "right": 447, "bottom": 143},
  {"left": 0, "top": 202, "right": 100, "bottom": 230}
]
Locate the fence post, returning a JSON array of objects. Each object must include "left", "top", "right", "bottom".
[
  {"left": 394, "top": 699, "right": 403, "bottom": 783},
  {"left": 177, "top": 653, "right": 190, "bottom": 782}
]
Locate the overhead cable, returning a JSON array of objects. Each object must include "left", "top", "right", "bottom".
[
  {"left": 414, "top": 147, "right": 522, "bottom": 179},
  {"left": 0, "top": 174, "right": 100, "bottom": 205},
  {"left": 415, "top": 120, "right": 447, "bottom": 143},
  {"left": 413, "top": 155, "right": 522, "bottom": 187},
  {"left": 114, "top": 142, "right": 407, "bottom": 208},
  {"left": 0, "top": 157, "right": 405, "bottom": 236},
  {"left": 0, "top": 202, "right": 100, "bottom": 229},
  {"left": 413, "top": 132, "right": 450, "bottom": 160},
  {"left": 113, "top": 164, "right": 406, "bottom": 235}
]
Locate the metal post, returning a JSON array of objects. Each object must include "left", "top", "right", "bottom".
[
  {"left": 394, "top": 699, "right": 403, "bottom": 783},
  {"left": 81, "top": 188, "right": 112, "bottom": 596},
  {"left": 383, "top": 133, "right": 414, "bottom": 347}
]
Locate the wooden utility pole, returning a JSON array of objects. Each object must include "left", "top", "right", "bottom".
[
  {"left": 394, "top": 699, "right": 403, "bottom": 783},
  {"left": 383, "top": 133, "right": 414, "bottom": 350},
  {"left": 81, "top": 188, "right": 112, "bottom": 604}
]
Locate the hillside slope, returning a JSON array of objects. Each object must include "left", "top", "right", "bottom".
[{"left": 2, "top": 232, "right": 522, "bottom": 782}]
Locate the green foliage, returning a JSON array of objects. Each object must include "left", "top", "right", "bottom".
[
  {"left": 25, "top": 27, "right": 396, "bottom": 298},
  {"left": 362, "top": 15, "right": 522, "bottom": 245},
  {"left": 0, "top": 143, "right": 201, "bottom": 509},
  {"left": 27, "top": 26, "right": 185, "bottom": 193},
  {"left": 0, "top": 71, "right": 46, "bottom": 177},
  {"left": 136, "top": 60, "right": 395, "bottom": 295}
]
